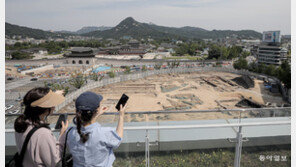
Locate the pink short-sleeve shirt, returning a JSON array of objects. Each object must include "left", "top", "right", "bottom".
[{"left": 15, "top": 123, "right": 66, "bottom": 167}]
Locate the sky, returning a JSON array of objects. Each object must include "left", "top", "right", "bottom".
[{"left": 5, "top": 0, "right": 291, "bottom": 34}]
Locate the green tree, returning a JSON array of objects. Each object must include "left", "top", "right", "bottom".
[
  {"left": 69, "top": 72, "right": 86, "bottom": 89},
  {"left": 90, "top": 72, "right": 99, "bottom": 81},
  {"left": 233, "top": 57, "right": 248, "bottom": 70},
  {"left": 287, "top": 49, "right": 291, "bottom": 58},
  {"left": 264, "top": 65, "right": 277, "bottom": 76},
  {"left": 228, "top": 46, "right": 242, "bottom": 59},
  {"left": 11, "top": 51, "right": 32, "bottom": 60},
  {"left": 99, "top": 75, "right": 104, "bottom": 81},
  {"left": 248, "top": 62, "right": 257, "bottom": 72},
  {"left": 219, "top": 46, "right": 229, "bottom": 60},
  {"left": 142, "top": 65, "right": 147, "bottom": 71},
  {"left": 52, "top": 83, "right": 69, "bottom": 96},
  {"left": 154, "top": 63, "right": 162, "bottom": 70},
  {"left": 44, "top": 81, "right": 69, "bottom": 95},
  {"left": 14, "top": 42, "right": 22, "bottom": 48},
  {"left": 277, "top": 61, "right": 291, "bottom": 88},
  {"left": 108, "top": 71, "right": 115, "bottom": 78},
  {"left": 124, "top": 66, "right": 131, "bottom": 74},
  {"left": 208, "top": 44, "right": 221, "bottom": 60},
  {"left": 241, "top": 51, "right": 251, "bottom": 58},
  {"left": 174, "top": 42, "right": 199, "bottom": 56},
  {"left": 256, "top": 63, "right": 266, "bottom": 73}
]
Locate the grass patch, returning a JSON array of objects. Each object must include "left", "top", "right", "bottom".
[{"left": 113, "top": 145, "right": 290, "bottom": 167}]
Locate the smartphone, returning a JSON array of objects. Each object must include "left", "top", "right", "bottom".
[
  {"left": 55, "top": 114, "right": 68, "bottom": 129},
  {"left": 115, "top": 94, "right": 129, "bottom": 111}
]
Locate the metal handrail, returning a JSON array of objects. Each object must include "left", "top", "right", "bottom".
[
  {"left": 123, "top": 120, "right": 291, "bottom": 130},
  {"left": 5, "top": 107, "right": 291, "bottom": 116},
  {"left": 5, "top": 120, "right": 291, "bottom": 133},
  {"left": 5, "top": 116, "right": 290, "bottom": 167}
]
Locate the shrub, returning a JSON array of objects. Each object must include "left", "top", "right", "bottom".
[{"left": 108, "top": 71, "right": 115, "bottom": 78}]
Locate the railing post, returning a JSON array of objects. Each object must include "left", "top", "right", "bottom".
[
  {"left": 234, "top": 126, "right": 243, "bottom": 167},
  {"left": 145, "top": 129, "right": 150, "bottom": 167}
]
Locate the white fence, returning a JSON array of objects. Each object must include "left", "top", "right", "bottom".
[{"left": 55, "top": 67, "right": 285, "bottom": 112}]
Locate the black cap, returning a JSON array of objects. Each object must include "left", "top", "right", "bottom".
[{"left": 75, "top": 91, "right": 103, "bottom": 112}]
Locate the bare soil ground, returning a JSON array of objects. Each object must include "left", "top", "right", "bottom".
[{"left": 58, "top": 71, "right": 286, "bottom": 123}]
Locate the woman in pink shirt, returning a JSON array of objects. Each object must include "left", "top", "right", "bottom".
[{"left": 14, "top": 87, "right": 69, "bottom": 167}]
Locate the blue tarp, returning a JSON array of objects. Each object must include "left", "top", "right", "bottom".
[
  {"left": 265, "top": 85, "right": 272, "bottom": 89},
  {"left": 92, "top": 66, "right": 111, "bottom": 73}
]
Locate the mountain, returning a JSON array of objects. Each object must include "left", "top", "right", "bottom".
[
  {"left": 84, "top": 17, "right": 176, "bottom": 39},
  {"left": 5, "top": 22, "right": 69, "bottom": 39},
  {"left": 6, "top": 18, "right": 262, "bottom": 40},
  {"left": 76, "top": 26, "right": 112, "bottom": 34},
  {"left": 84, "top": 17, "right": 262, "bottom": 40},
  {"left": 55, "top": 26, "right": 113, "bottom": 35},
  {"left": 84, "top": 17, "right": 181, "bottom": 39},
  {"left": 55, "top": 30, "right": 74, "bottom": 34}
]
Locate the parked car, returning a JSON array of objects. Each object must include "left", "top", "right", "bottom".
[
  {"left": 5, "top": 105, "right": 14, "bottom": 111},
  {"left": 9, "top": 110, "right": 20, "bottom": 114},
  {"left": 16, "top": 97, "right": 22, "bottom": 101},
  {"left": 30, "top": 78, "right": 38, "bottom": 81},
  {"left": 7, "top": 77, "right": 14, "bottom": 81}
]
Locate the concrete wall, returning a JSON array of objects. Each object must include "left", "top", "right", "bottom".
[
  {"left": 6, "top": 58, "right": 66, "bottom": 66},
  {"left": 6, "top": 58, "right": 231, "bottom": 66},
  {"left": 20, "top": 64, "right": 54, "bottom": 75},
  {"left": 65, "top": 58, "right": 96, "bottom": 65}
]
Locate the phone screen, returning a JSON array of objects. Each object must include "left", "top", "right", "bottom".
[
  {"left": 115, "top": 94, "right": 129, "bottom": 111},
  {"left": 55, "top": 114, "right": 68, "bottom": 129}
]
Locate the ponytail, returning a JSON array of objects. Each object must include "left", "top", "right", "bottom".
[{"left": 76, "top": 112, "right": 90, "bottom": 143}]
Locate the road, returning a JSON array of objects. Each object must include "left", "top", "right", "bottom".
[{"left": 5, "top": 78, "right": 32, "bottom": 90}]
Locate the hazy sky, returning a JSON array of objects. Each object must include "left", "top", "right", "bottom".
[{"left": 6, "top": 0, "right": 291, "bottom": 34}]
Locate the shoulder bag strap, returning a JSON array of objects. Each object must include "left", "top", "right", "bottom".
[
  {"left": 62, "top": 127, "right": 73, "bottom": 164},
  {"left": 19, "top": 127, "right": 41, "bottom": 164}
]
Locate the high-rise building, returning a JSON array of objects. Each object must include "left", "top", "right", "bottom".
[{"left": 257, "top": 31, "right": 287, "bottom": 65}]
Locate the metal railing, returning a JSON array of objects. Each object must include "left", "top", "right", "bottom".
[
  {"left": 5, "top": 107, "right": 291, "bottom": 116},
  {"left": 5, "top": 118, "right": 291, "bottom": 167},
  {"left": 5, "top": 107, "right": 291, "bottom": 167},
  {"left": 124, "top": 120, "right": 290, "bottom": 167}
]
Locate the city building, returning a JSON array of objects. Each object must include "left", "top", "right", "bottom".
[
  {"left": 257, "top": 45, "right": 288, "bottom": 65},
  {"left": 64, "top": 47, "right": 96, "bottom": 65},
  {"left": 21, "top": 48, "right": 48, "bottom": 55},
  {"left": 5, "top": 50, "right": 14, "bottom": 59},
  {"left": 97, "top": 44, "right": 146, "bottom": 56},
  {"left": 257, "top": 31, "right": 288, "bottom": 65},
  {"left": 128, "top": 40, "right": 140, "bottom": 48}
]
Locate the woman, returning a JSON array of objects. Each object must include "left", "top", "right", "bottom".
[
  {"left": 14, "top": 87, "right": 68, "bottom": 167},
  {"left": 67, "top": 91, "right": 126, "bottom": 167}
]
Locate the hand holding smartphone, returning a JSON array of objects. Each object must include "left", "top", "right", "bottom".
[
  {"left": 115, "top": 94, "right": 129, "bottom": 111},
  {"left": 55, "top": 114, "right": 68, "bottom": 130}
]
